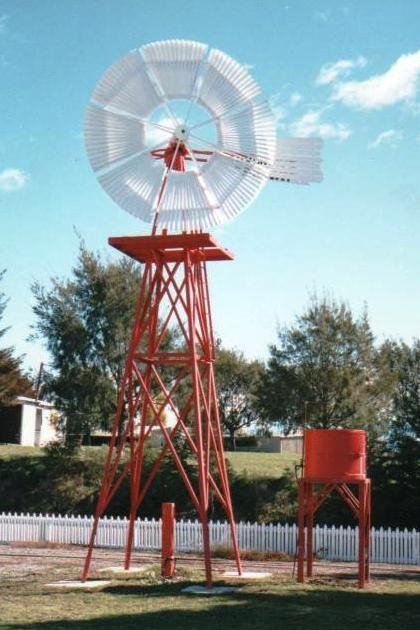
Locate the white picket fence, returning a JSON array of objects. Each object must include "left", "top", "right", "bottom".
[{"left": 0, "top": 512, "right": 418, "bottom": 565}]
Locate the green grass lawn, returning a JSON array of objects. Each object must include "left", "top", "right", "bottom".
[
  {"left": 0, "top": 445, "right": 298, "bottom": 520},
  {"left": 226, "top": 451, "right": 300, "bottom": 478},
  {"left": 0, "top": 564, "right": 419, "bottom": 630},
  {"left": 0, "top": 444, "right": 43, "bottom": 459},
  {"left": 0, "top": 445, "right": 299, "bottom": 480}
]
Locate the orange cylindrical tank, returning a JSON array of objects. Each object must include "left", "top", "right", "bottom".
[{"left": 304, "top": 429, "right": 366, "bottom": 480}]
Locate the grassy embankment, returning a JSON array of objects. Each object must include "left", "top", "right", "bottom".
[
  {"left": 0, "top": 445, "right": 300, "bottom": 473},
  {"left": 227, "top": 450, "right": 300, "bottom": 478},
  {"left": 0, "top": 446, "right": 300, "bottom": 522}
]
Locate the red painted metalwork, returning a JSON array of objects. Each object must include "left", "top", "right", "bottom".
[
  {"left": 80, "top": 233, "right": 242, "bottom": 587},
  {"left": 161, "top": 502, "right": 175, "bottom": 578},
  {"left": 151, "top": 146, "right": 213, "bottom": 168},
  {"left": 109, "top": 233, "right": 234, "bottom": 263},
  {"left": 297, "top": 429, "right": 371, "bottom": 588},
  {"left": 304, "top": 429, "right": 367, "bottom": 481},
  {"left": 163, "top": 140, "right": 188, "bottom": 171}
]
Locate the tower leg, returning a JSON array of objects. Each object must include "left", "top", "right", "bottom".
[
  {"left": 306, "top": 483, "right": 314, "bottom": 577},
  {"left": 358, "top": 480, "right": 366, "bottom": 588},
  {"left": 297, "top": 479, "right": 306, "bottom": 583},
  {"left": 365, "top": 480, "right": 371, "bottom": 582},
  {"left": 358, "top": 479, "right": 370, "bottom": 588},
  {"left": 124, "top": 439, "right": 148, "bottom": 570},
  {"left": 208, "top": 368, "right": 242, "bottom": 576},
  {"left": 225, "top": 499, "right": 242, "bottom": 576},
  {"left": 81, "top": 444, "right": 125, "bottom": 581},
  {"left": 124, "top": 507, "right": 137, "bottom": 570},
  {"left": 200, "top": 512, "right": 213, "bottom": 588},
  {"left": 81, "top": 512, "right": 101, "bottom": 581}
]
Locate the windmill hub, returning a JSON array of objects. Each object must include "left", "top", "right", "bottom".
[{"left": 173, "top": 124, "right": 189, "bottom": 143}]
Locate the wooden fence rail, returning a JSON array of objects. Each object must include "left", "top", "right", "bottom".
[{"left": 0, "top": 512, "right": 418, "bottom": 565}]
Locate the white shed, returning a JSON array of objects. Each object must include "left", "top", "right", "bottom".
[{"left": 0, "top": 396, "right": 61, "bottom": 446}]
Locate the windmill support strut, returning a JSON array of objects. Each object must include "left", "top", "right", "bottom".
[{"left": 81, "top": 233, "right": 242, "bottom": 587}]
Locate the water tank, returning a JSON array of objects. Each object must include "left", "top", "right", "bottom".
[{"left": 304, "top": 429, "right": 366, "bottom": 480}]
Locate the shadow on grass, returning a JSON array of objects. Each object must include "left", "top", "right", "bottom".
[
  {"left": 2, "top": 580, "right": 420, "bottom": 630},
  {"left": 369, "top": 569, "right": 420, "bottom": 582},
  {"left": 309, "top": 567, "right": 420, "bottom": 583}
]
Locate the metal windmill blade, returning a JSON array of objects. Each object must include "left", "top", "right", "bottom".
[{"left": 85, "top": 39, "right": 277, "bottom": 232}]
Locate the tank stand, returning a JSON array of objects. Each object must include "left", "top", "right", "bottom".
[{"left": 297, "top": 478, "right": 371, "bottom": 588}]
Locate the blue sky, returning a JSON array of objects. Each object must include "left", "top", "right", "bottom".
[{"left": 1, "top": 0, "right": 419, "bottom": 373}]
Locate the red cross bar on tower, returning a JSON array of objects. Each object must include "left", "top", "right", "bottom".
[{"left": 81, "top": 231, "right": 242, "bottom": 588}]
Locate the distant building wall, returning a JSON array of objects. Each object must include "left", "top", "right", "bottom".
[
  {"left": 19, "top": 404, "right": 35, "bottom": 446},
  {"left": 20, "top": 400, "right": 57, "bottom": 446},
  {"left": 256, "top": 435, "right": 303, "bottom": 454}
]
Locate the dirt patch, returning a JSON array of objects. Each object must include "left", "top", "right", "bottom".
[{"left": 0, "top": 541, "right": 418, "bottom": 585}]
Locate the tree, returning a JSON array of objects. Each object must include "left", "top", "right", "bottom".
[
  {"left": 389, "top": 340, "right": 420, "bottom": 443},
  {"left": 31, "top": 245, "right": 143, "bottom": 445},
  {"left": 215, "top": 347, "right": 265, "bottom": 450},
  {"left": 370, "top": 340, "right": 420, "bottom": 527},
  {"left": 0, "top": 270, "right": 32, "bottom": 405},
  {"left": 258, "top": 295, "right": 389, "bottom": 435}
]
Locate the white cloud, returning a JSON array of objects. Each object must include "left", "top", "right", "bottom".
[
  {"left": 289, "top": 92, "right": 302, "bottom": 106},
  {"left": 268, "top": 92, "right": 303, "bottom": 125},
  {"left": 368, "top": 129, "right": 403, "bottom": 149},
  {"left": 289, "top": 109, "right": 351, "bottom": 141},
  {"left": 316, "top": 56, "right": 367, "bottom": 86},
  {"left": 332, "top": 50, "right": 420, "bottom": 109},
  {"left": 268, "top": 93, "right": 288, "bottom": 124},
  {"left": 0, "top": 168, "right": 29, "bottom": 192}
]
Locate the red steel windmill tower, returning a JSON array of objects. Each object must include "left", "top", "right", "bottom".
[{"left": 81, "top": 39, "right": 323, "bottom": 587}]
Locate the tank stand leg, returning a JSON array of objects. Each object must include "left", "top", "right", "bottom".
[
  {"left": 297, "top": 479, "right": 306, "bottom": 583},
  {"left": 358, "top": 480, "right": 371, "bottom": 588},
  {"left": 306, "top": 483, "right": 314, "bottom": 577}
]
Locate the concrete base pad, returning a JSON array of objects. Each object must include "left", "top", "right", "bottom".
[
  {"left": 99, "top": 565, "right": 152, "bottom": 575},
  {"left": 222, "top": 571, "right": 273, "bottom": 579},
  {"left": 182, "top": 584, "right": 239, "bottom": 595},
  {"left": 46, "top": 580, "right": 111, "bottom": 589}
]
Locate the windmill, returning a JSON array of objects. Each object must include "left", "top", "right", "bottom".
[{"left": 81, "top": 39, "right": 322, "bottom": 587}]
